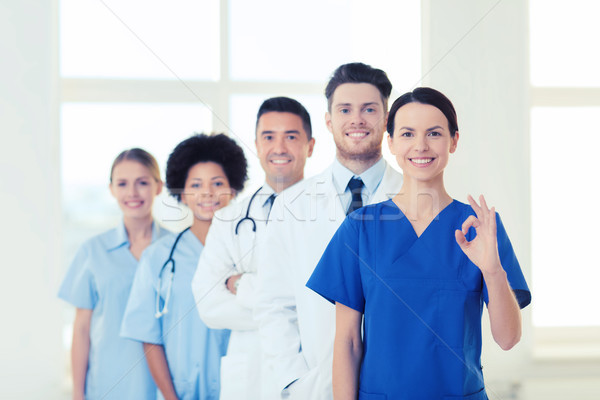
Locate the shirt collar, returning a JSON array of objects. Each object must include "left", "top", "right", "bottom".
[
  {"left": 332, "top": 157, "right": 386, "bottom": 196},
  {"left": 106, "top": 220, "right": 161, "bottom": 251},
  {"left": 260, "top": 183, "right": 276, "bottom": 207}
]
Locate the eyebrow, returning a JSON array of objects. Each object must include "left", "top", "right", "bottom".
[
  {"left": 260, "top": 130, "right": 301, "bottom": 135},
  {"left": 426, "top": 125, "right": 445, "bottom": 131},
  {"left": 116, "top": 175, "right": 151, "bottom": 181},
  {"left": 398, "top": 125, "right": 445, "bottom": 131},
  {"left": 190, "top": 176, "right": 226, "bottom": 181},
  {"left": 335, "top": 102, "right": 380, "bottom": 108}
]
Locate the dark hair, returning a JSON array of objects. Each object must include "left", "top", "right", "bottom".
[
  {"left": 110, "top": 148, "right": 160, "bottom": 183},
  {"left": 166, "top": 133, "right": 248, "bottom": 201},
  {"left": 256, "top": 97, "right": 313, "bottom": 140},
  {"left": 387, "top": 87, "right": 459, "bottom": 137},
  {"left": 325, "top": 62, "right": 393, "bottom": 111}
]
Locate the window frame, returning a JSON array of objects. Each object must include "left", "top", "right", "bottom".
[{"left": 529, "top": 5, "right": 600, "bottom": 358}]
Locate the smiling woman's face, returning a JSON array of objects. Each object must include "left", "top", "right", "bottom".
[
  {"left": 180, "top": 161, "right": 233, "bottom": 221},
  {"left": 110, "top": 160, "right": 162, "bottom": 220},
  {"left": 388, "top": 102, "right": 458, "bottom": 185}
]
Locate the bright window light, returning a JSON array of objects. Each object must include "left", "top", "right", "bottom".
[
  {"left": 531, "top": 107, "right": 600, "bottom": 327},
  {"left": 60, "top": 0, "right": 220, "bottom": 80},
  {"left": 530, "top": 0, "right": 600, "bottom": 87},
  {"left": 229, "top": 0, "right": 421, "bottom": 91},
  {"left": 60, "top": 102, "right": 212, "bottom": 231}
]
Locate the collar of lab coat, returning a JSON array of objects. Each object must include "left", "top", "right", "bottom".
[
  {"left": 274, "top": 160, "right": 402, "bottom": 222},
  {"left": 306, "top": 159, "right": 400, "bottom": 203},
  {"left": 259, "top": 183, "right": 276, "bottom": 208},
  {"left": 212, "top": 181, "right": 276, "bottom": 224},
  {"left": 375, "top": 163, "right": 404, "bottom": 203}
]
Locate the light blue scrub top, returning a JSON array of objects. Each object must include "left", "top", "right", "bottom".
[
  {"left": 307, "top": 200, "right": 531, "bottom": 400},
  {"left": 121, "top": 228, "right": 230, "bottom": 400},
  {"left": 58, "top": 221, "right": 167, "bottom": 400}
]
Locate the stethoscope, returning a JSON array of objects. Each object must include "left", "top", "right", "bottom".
[
  {"left": 234, "top": 186, "right": 263, "bottom": 235},
  {"left": 155, "top": 227, "right": 190, "bottom": 318},
  {"left": 154, "top": 187, "right": 267, "bottom": 318}
]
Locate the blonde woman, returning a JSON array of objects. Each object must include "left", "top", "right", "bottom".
[{"left": 59, "top": 148, "right": 166, "bottom": 400}]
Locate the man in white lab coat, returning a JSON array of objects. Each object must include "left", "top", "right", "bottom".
[
  {"left": 191, "top": 97, "right": 315, "bottom": 400},
  {"left": 255, "top": 63, "right": 403, "bottom": 399}
]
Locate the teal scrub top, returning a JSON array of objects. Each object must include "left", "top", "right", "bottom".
[
  {"left": 307, "top": 200, "right": 531, "bottom": 400},
  {"left": 120, "top": 228, "right": 230, "bottom": 400},
  {"left": 58, "top": 221, "right": 167, "bottom": 400}
]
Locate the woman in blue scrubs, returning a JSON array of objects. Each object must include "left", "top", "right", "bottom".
[
  {"left": 307, "top": 88, "right": 531, "bottom": 400},
  {"left": 121, "top": 133, "right": 248, "bottom": 400},
  {"left": 59, "top": 148, "right": 166, "bottom": 400}
]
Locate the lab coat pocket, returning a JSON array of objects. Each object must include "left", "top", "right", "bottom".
[
  {"left": 358, "top": 389, "right": 387, "bottom": 400},
  {"left": 435, "top": 289, "right": 481, "bottom": 349},
  {"left": 443, "top": 386, "right": 487, "bottom": 399},
  {"left": 219, "top": 353, "right": 249, "bottom": 400}
]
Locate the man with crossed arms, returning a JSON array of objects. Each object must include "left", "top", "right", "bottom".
[{"left": 192, "top": 97, "right": 315, "bottom": 400}]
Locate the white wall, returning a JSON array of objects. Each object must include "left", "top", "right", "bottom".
[
  {"left": 0, "top": 0, "right": 66, "bottom": 398},
  {"left": 422, "top": 0, "right": 533, "bottom": 394}
]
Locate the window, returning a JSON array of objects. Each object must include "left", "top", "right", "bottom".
[
  {"left": 60, "top": 0, "right": 220, "bottom": 80},
  {"left": 529, "top": 0, "right": 600, "bottom": 354},
  {"left": 59, "top": 0, "right": 421, "bottom": 353},
  {"left": 60, "top": 0, "right": 421, "bottom": 233}
]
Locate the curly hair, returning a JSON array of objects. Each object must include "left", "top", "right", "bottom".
[{"left": 166, "top": 133, "right": 248, "bottom": 201}]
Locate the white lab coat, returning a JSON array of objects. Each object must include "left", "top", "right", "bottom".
[
  {"left": 192, "top": 186, "right": 275, "bottom": 400},
  {"left": 255, "top": 162, "right": 403, "bottom": 400}
]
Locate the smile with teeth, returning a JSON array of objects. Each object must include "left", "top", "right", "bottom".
[
  {"left": 346, "top": 131, "right": 368, "bottom": 138},
  {"left": 125, "top": 200, "right": 143, "bottom": 207},
  {"left": 410, "top": 158, "right": 434, "bottom": 165},
  {"left": 270, "top": 159, "right": 291, "bottom": 165}
]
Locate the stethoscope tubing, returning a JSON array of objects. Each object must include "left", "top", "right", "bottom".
[
  {"left": 155, "top": 186, "right": 265, "bottom": 318},
  {"left": 234, "top": 186, "right": 263, "bottom": 235},
  {"left": 155, "top": 227, "right": 190, "bottom": 318}
]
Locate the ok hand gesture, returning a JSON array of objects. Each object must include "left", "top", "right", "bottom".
[{"left": 455, "top": 195, "right": 503, "bottom": 276}]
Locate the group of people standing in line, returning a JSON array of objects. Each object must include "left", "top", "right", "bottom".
[{"left": 59, "top": 62, "right": 531, "bottom": 400}]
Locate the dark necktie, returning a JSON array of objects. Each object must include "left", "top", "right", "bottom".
[
  {"left": 346, "top": 177, "right": 364, "bottom": 215},
  {"left": 265, "top": 193, "right": 276, "bottom": 222}
]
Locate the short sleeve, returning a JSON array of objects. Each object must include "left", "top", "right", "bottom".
[
  {"left": 482, "top": 213, "right": 531, "bottom": 309},
  {"left": 58, "top": 244, "right": 98, "bottom": 309},
  {"left": 306, "top": 217, "right": 365, "bottom": 313},
  {"left": 120, "top": 246, "right": 163, "bottom": 344}
]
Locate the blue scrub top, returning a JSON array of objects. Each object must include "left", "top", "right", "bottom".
[
  {"left": 121, "top": 228, "right": 230, "bottom": 400},
  {"left": 307, "top": 200, "right": 531, "bottom": 400},
  {"left": 58, "top": 221, "right": 167, "bottom": 400}
]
